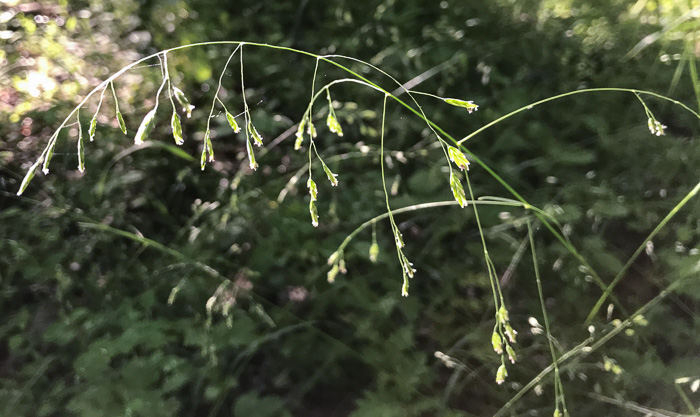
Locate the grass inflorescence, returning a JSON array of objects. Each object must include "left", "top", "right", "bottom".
[{"left": 14, "top": 41, "right": 700, "bottom": 414}]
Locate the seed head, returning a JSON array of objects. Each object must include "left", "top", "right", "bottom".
[
  {"left": 497, "top": 306, "right": 509, "bottom": 324},
  {"left": 226, "top": 112, "right": 241, "bottom": 133},
  {"left": 506, "top": 345, "right": 517, "bottom": 364},
  {"left": 448, "top": 146, "right": 470, "bottom": 171},
  {"left": 369, "top": 242, "right": 379, "bottom": 263},
  {"left": 326, "top": 112, "right": 344, "bottom": 137},
  {"left": 496, "top": 364, "right": 508, "bottom": 385},
  {"left": 307, "top": 178, "right": 318, "bottom": 201},
  {"left": 450, "top": 172, "right": 468, "bottom": 208},
  {"left": 504, "top": 324, "right": 517, "bottom": 343},
  {"left": 444, "top": 98, "right": 479, "bottom": 114},
  {"left": 492, "top": 332, "right": 503, "bottom": 354},
  {"left": 647, "top": 118, "right": 666, "bottom": 136}
]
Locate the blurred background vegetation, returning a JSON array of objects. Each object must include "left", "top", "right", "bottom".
[{"left": 1, "top": 0, "right": 699, "bottom": 416}]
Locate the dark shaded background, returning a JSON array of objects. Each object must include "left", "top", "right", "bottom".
[{"left": 1, "top": 0, "right": 699, "bottom": 416}]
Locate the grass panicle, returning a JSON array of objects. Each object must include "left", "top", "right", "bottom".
[{"left": 14, "top": 40, "right": 700, "bottom": 416}]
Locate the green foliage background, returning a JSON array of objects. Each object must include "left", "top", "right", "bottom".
[{"left": 1, "top": 0, "right": 699, "bottom": 416}]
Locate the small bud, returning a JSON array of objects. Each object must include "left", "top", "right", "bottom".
[
  {"left": 226, "top": 112, "right": 240, "bottom": 133},
  {"left": 134, "top": 108, "right": 157, "bottom": 145},
  {"left": 647, "top": 118, "right": 666, "bottom": 136},
  {"left": 495, "top": 364, "right": 508, "bottom": 385},
  {"left": 173, "top": 87, "right": 195, "bottom": 118},
  {"left": 448, "top": 146, "right": 470, "bottom": 171},
  {"left": 89, "top": 116, "right": 97, "bottom": 142},
  {"left": 632, "top": 314, "right": 648, "bottom": 326},
  {"left": 444, "top": 98, "right": 479, "bottom": 113},
  {"left": 16, "top": 159, "right": 41, "bottom": 196},
  {"left": 691, "top": 379, "right": 700, "bottom": 393},
  {"left": 117, "top": 111, "right": 127, "bottom": 134},
  {"left": 506, "top": 345, "right": 517, "bottom": 364},
  {"left": 307, "top": 120, "right": 317, "bottom": 138},
  {"left": 338, "top": 258, "right": 347, "bottom": 274},
  {"left": 307, "top": 178, "right": 318, "bottom": 201},
  {"left": 402, "top": 259, "right": 415, "bottom": 278},
  {"left": 497, "top": 306, "right": 509, "bottom": 324},
  {"left": 326, "top": 112, "right": 344, "bottom": 136},
  {"left": 168, "top": 286, "right": 180, "bottom": 305},
  {"left": 294, "top": 117, "right": 307, "bottom": 150},
  {"left": 171, "top": 111, "right": 184, "bottom": 145},
  {"left": 309, "top": 200, "right": 319, "bottom": 228},
  {"left": 401, "top": 280, "right": 409, "bottom": 297},
  {"left": 394, "top": 230, "right": 405, "bottom": 248},
  {"left": 450, "top": 172, "right": 468, "bottom": 208},
  {"left": 554, "top": 409, "right": 562, "bottom": 417},
  {"left": 369, "top": 242, "right": 379, "bottom": 263},
  {"left": 248, "top": 122, "right": 263, "bottom": 147},
  {"left": 492, "top": 332, "right": 503, "bottom": 354},
  {"left": 322, "top": 164, "right": 339, "bottom": 186},
  {"left": 77, "top": 118, "right": 85, "bottom": 173},
  {"left": 206, "top": 296, "right": 216, "bottom": 313},
  {"left": 246, "top": 139, "right": 258, "bottom": 171},
  {"left": 42, "top": 140, "right": 56, "bottom": 175},
  {"left": 327, "top": 251, "right": 339, "bottom": 266},
  {"left": 205, "top": 131, "right": 215, "bottom": 162},
  {"left": 504, "top": 324, "right": 517, "bottom": 343},
  {"left": 327, "top": 263, "right": 338, "bottom": 283}
]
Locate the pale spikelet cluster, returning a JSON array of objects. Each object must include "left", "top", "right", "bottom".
[{"left": 492, "top": 305, "right": 518, "bottom": 384}]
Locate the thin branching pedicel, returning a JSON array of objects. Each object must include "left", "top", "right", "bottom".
[
  {"left": 634, "top": 92, "right": 667, "bottom": 136},
  {"left": 377, "top": 94, "right": 415, "bottom": 296},
  {"left": 325, "top": 89, "right": 344, "bottom": 137},
  {"left": 111, "top": 80, "right": 127, "bottom": 135},
  {"left": 239, "top": 44, "right": 262, "bottom": 171},
  {"left": 201, "top": 45, "right": 243, "bottom": 169},
  {"left": 527, "top": 218, "right": 569, "bottom": 416},
  {"left": 76, "top": 110, "right": 85, "bottom": 173},
  {"left": 134, "top": 54, "right": 168, "bottom": 146},
  {"left": 89, "top": 86, "right": 106, "bottom": 142},
  {"left": 299, "top": 57, "right": 341, "bottom": 228},
  {"left": 164, "top": 53, "right": 185, "bottom": 145}
]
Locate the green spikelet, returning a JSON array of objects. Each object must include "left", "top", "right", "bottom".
[
  {"left": 226, "top": 112, "right": 241, "bottom": 133},
  {"left": 171, "top": 111, "right": 184, "bottom": 145},
  {"left": 134, "top": 109, "right": 156, "bottom": 145},
  {"left": 16, "top": 160, "right": 41, "bottom": 196},
  {"left": 444, "top": 98, "right": 479, "bottom": 113}
]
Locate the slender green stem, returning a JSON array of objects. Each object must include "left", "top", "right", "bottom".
[
  {"left": 306, "top": 58, "right": 321, "bottom": 177},
  {"left": 377, "top": 94, "right": 409, "bottom": 293},
  {"left": 586, "top": 179, "right": 700, "bottom": 323},
  {"left": 465, "top": 172, "right": 501, "bottom": 312},
  {"left": 207, "top": 45, "right": 242, "bottom": 131},
  {"left": 528, "top": 218, "right": 568, "bottom": 413},
  {"left": 164, "top": 53, "right": 176, "bottom": 111},
  {"left": 110, "top": 80, "right": 120, "bottom": 114},
  {"left": 457, "top": 87, "right": 700, "bottom": 145},
  {"left": 587, "top": 392, "right": 691, "bottom": 417},
  {"left": 154, "top": 54, "right": 168, "bottom": 109},
  {"left": 333, "top": 199, "right": 523, "bottom": 259},
  {"left": 673, "top": 383, "right": 697, "bottom": 415}
]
